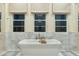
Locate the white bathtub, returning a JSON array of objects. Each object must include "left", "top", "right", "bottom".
[{"left": 18, "top": 39, "right": 62, "bottom": 56}]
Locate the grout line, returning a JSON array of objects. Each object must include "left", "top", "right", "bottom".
[
  {"left": 70, "top": 50, "right": 79, "bottom": 56},
  {"left": 61, "top": 51, "right": 77, "bottom": 56},
  {"left": 4, "top": 51, "right": 19, "bottom": 56},
  {"left": 61, "top": 51, "right": 67, "bottom": 56},
  {"left": 16, "top": 52, "right": 21, "bottom": 56},
  {"left": 0, "top": 51, "right": 8, "bottom": 56},
  {"left": 58, "top": 52, "right": 64, "bottom": 56}
]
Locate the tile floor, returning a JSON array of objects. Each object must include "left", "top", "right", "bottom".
[{"left": 0, "top": 51, "right": 78, "bottom": 56}]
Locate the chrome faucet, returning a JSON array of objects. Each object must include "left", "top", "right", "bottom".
[{"left": 36, "top": 33, "right": 47, "bottom": 44}]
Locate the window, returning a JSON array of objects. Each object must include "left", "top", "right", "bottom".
[
  {"left": 0, "top": 14, "right": 1, "bottom": 32},
  {"left": 13, "top": 14, "right": 25, "bottom": 32},
  {"left": 35, "top": 14, "right": 45, "bottom": 20},
  {"left": 34, "top": 13, "right": 46, "bottom": 32},
  {"left": 55, "top": 14, "right": 67, "bottom": 32}
]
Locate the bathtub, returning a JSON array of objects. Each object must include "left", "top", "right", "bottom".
[{"left": 18, "top": 39, "right": 62, "bottom": 56}]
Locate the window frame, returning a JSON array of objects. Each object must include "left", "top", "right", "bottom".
[
  {"left": 34, "top": 13, "right": 46, "bottom": 32},
  {"left": 0, "top": 13, "right": 1, "bottom": 32},
  {"left": 13, "top": 13, "right": 25, "bottom": 32},
  {"left": 55, "top": 14, "right": 67, "bottom": 32}
]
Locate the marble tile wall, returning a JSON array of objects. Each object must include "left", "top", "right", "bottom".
[
  {"left": 5, "top": 32, "right": 76, "bottom": 51},
  {"left": 0, "top": 33, "right": 5, "bottom": 53},
  {"left": 75, "top": 33, "right": 79, "bottom": 49}
]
